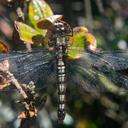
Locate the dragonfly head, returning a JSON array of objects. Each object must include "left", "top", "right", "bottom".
[
  {"left": 44, "top": 20, "right": 72, "bottom": 51},
  {"left": 37, "top": 15, "right": 72, "bottom": 50}
]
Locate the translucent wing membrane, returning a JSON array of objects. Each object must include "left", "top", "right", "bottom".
[
  {"left": 0, "top": 49, "right": 128, "bottom": 93},
  {"left": 67, "top": 50, "right": 128, "bottom": 92},
  {"left": 0, "top": 48, "right": 56, "bottom": 90},
  {"left": 68, "top": 64, "right": 128, "bottom": 93},
  {"left": 80, "top": 50, "right": 128, "bottom": 72}
]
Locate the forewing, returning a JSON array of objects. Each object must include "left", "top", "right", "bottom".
[
  {"left": 0, "top": 48, "right": 56, "bottom": 89},
  {"left": 80, "top": 50, "right": 128, "bottom": 72},
  {"left": 67, "top": 54, "right": 128, "bottom": 93}
]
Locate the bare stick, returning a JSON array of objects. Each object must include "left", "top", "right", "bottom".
[
  {"left": 7, "top": 71, "right": 28, "bottom": 99},
  {"left": 84, "top": 0, "right": 93, "bottom": 32},
  {"left": 0, "top": 60, "right": 28, "bottom": 99}
]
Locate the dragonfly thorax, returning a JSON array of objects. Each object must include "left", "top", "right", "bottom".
[{"left": 47, "top": 20, "right": 72, "bottom": 52}]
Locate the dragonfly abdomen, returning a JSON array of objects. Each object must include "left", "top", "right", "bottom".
[
  {"left": 53, "top": 20, "right": 70, "bottom": 124},
  {"left": 56, "top": 36, "right": 67, "bottom": 124},
  {"left": 57, "top": 58, "right": 66, "bottom": 124}
]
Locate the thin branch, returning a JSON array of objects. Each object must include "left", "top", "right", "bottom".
[
  {"left": 7, "top": 71, "right": 28, "bottom": 98},
  {"left": 84, "top": 0, "right": 93, "bottom": 32},
  {"left": 96, "top": 0, "right": 104, "bottom": 14},
  {"left": 0, "top": 60, "right": 28, "bottom": 98}
]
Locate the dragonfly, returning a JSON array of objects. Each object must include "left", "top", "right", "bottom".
[
  {"left": 0, "top": 19, "right": 128, "bottom": 124},
  {"left": 0, "top": 0, "right": 128, "bottom": 125}
]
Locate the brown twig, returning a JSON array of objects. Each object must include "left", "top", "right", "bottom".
[
  {"left": 0, "top": 59, "right": 47, "bottom": 121},
  {"left": 0, "top": 59, "right": 28, "bottom": 98}
]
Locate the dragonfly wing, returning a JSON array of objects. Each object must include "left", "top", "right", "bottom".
[
  {"left": 0, "top": 48, "right": 56, "bottom": 89},
  {"left": 79, "top": 50, "right": 128, "bottom": 72},
  {"left": 67, "top": 59, "right": 128, "bottom": 93},
  {"left": 67, "top": 62, "right": 104, "bottom": 92}
]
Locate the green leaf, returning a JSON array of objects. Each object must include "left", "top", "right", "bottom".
[
  {"left": 28, "top": 0, "right": 53, "bottom": 34},
  {"left": 68, "top": 26, "right": 97, "bottom": 59},
  {"left": 15, "top": 21, "right": 44, "bottom": 45}
]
